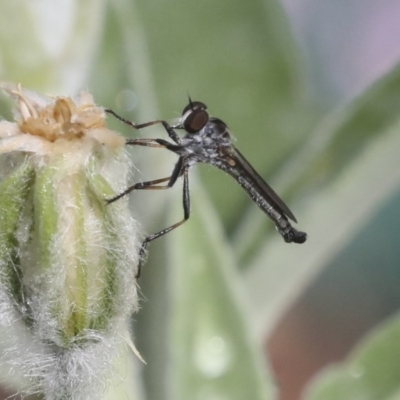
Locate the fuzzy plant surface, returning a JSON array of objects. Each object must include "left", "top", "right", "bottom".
[{"left": 0, "top": 83, "right": 140, "bottom": 399}]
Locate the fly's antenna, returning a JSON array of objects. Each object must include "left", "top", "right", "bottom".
[{"left": 187, "top": 93, "right": 194, "bottom": 110}]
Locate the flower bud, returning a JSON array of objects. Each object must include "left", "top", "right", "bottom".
[{"left": 0, "top": 83, "right": 139, "bottom": 399}]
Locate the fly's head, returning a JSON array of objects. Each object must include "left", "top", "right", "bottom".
[{"left": 181, "top": 99, "right": 232, "bottom": 147}]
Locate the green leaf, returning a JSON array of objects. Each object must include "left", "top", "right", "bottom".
[
  {"left": 91, "top": 0, "right": 160, "bottom": 121},
  {"left": 0, "top": 0, "right": 106, "bottom": 92},
  {"left": 166, "top": 179, "right": 274, "bottom": 400},
  {"left": 303, "top": 312, "right": 400, "bottom": 400},
  {"left": 236, "top": 61, "right": 400, "bottom": 260},
  {"left": 242, "top": 63, "right": 400, "bottom": 339},
  {"left": 91, "top": 0, "right": 178, "bottom": 221}
]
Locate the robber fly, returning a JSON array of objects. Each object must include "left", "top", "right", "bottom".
[{"left": 106, "top": 100, "right": 307, "bottom": 277}]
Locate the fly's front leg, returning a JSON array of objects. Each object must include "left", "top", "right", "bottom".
[
  {"left": 125, "top": 138, "right": 168, "bottom": 148},
  {"left": 105, "top": 108, "right": 182, "bottom": 144},
  {"left": 136, "top": 167, "right": 190, "bottom": 278},
  {"left": 105, "top": 109, "right": 164, "bottom": 130}
]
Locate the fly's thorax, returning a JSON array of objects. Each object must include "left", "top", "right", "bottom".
[
  {"left": 180, "top": 136, "right": 220, "bottom": 164},
  {"left": 180, "top": 119, "right": 232, "bottom": 161}
]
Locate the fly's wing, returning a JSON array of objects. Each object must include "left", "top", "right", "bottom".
[{"left": 219, "top": 145, "right": 298, "bottom": 222}]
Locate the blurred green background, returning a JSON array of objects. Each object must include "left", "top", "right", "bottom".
[{"left": 1, "top": 1, "right": 400, "bottom": 399}]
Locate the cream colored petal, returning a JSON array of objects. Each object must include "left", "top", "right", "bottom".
[
  {"left": 86, "top": 128, "right": 125, "bottom": 149},
  {"left": 0, "top": 121, "right": 20, "bottom": 138},
  {"left": 75, "top": 91, "right": 95, "bottom": 106},
  {"left": 0, "top": 134, "right": 50, "bottom": 154}
]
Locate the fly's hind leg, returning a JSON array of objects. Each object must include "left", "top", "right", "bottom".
[{"left": 136, "top": 167, "right": 190, "bottom": 278}]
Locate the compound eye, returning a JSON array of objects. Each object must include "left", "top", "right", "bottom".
[
  {"left": 184, "top": 109, "right": 209, "bottom": 133},
  {"left": 182, "top": 101, "right": 207, "bottom": 116}
]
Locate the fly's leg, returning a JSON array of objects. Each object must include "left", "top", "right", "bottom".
[
  {"left": 106, "top": 176, "right": 173, "bottom": 204},
  {"left": 274, "top": 216, "right": 307, "bottom": 244},
  {"left": 136, "top": 167, "right": 190, "bottom": 278},
  {"left": 106, "top": 157, "right": 189, "bottom": 278},
  {"left": 105, "top": 108, "right": 182, "bottom": 144}
]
